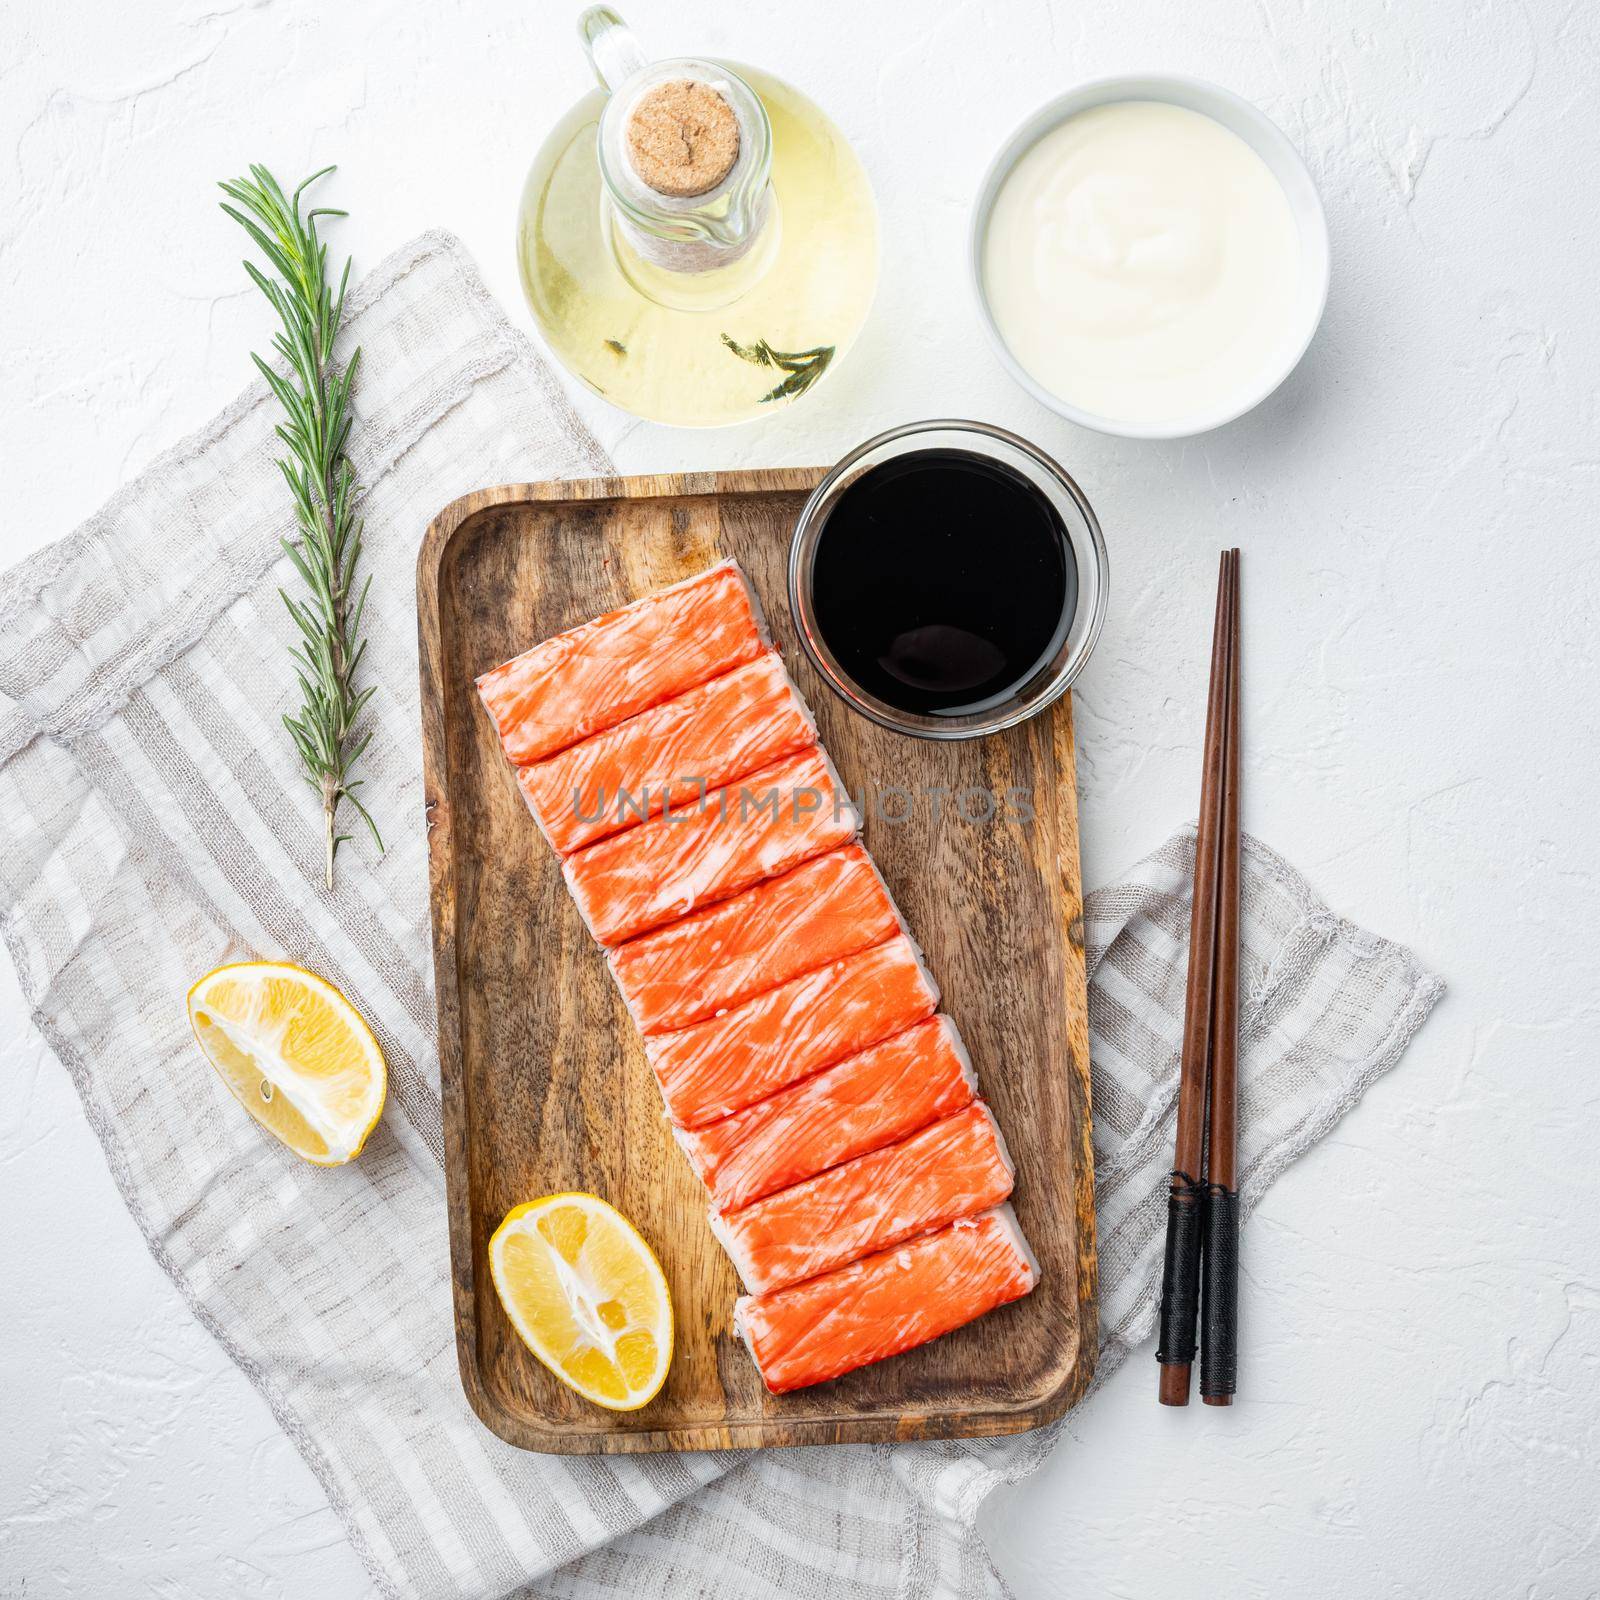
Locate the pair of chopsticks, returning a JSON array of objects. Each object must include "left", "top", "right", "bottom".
[{"left": 1157, "top": 550, "right": 1241, "bottom": 1408}]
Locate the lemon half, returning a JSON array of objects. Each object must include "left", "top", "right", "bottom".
[
  {"left": 489, "top": 1193, "right": 673, "bottom": 1411},
  {"left": 187, "top": 961, "right": 386, "bottom": 1165}
]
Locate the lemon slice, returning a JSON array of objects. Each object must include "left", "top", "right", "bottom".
[
  {"left": 186, "top": 961, "right": 386, "bottom": 1166},
  {"left": 489, "top": 1193, "right": 673, "bottom": 1411}
]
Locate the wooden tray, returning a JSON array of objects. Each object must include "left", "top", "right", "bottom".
[{"left": 417, "top": 469, "right": 1097, "bottom": 1453}]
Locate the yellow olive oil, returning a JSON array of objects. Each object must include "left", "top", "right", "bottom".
[{"left": 517, "top": 65, "right": 878, "bottom": 427}]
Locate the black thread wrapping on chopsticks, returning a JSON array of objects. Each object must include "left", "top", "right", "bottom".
[
  {"left": 1200, "top": 1183, "right": 1240, "bottom": 1398},
  {"left": 1156, "top": 1169, "right": 1207, "bottom": 1365}
]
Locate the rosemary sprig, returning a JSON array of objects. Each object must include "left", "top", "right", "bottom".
[
  {"left": 219, "top": 164, "right": 381, "bottom": 890},
  {"left": 721, "top": 335, "right": 836, "bottom": 403}
]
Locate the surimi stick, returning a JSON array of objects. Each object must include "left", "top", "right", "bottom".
[
  {"left": 646, "top": 933, "right": 938, "bottom": 1128},
  {"left": 734, "top": 1205, "right": 1038, "bottom": 1393},
  {"left": 476, "top": 560, "right": 765, "bottom": 766},
  {"left": 676, "top": 1016, "right": 977, "bottom": 1210},
  {"left": 563, "top": 746, "right": 859, "bottom": 947},
  {"left": 708, "top": 1102, "right": 1014, "bottom": 1293},
  {"left": 607, "top": 843, "right": 902, "bottom": 1036},
  {"left": 518, "top": 651, "right": 815, "bottom": 855}
]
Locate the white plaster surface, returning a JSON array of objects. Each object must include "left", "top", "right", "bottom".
[{"left": 2, "top": 0, "right": 1596, "bottom": 1594}]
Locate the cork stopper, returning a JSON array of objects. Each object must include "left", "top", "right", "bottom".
[{"left": 625, "top": 78, "right": 741, "bottom": 198}]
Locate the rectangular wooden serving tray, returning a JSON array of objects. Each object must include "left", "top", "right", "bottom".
[{"left": 417, "top": 469, "right": 1097, "bottom": 1453}]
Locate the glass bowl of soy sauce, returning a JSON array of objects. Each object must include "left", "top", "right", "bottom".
[{"left": 789, "top": 420, "right": 1108, "bottom": 739}]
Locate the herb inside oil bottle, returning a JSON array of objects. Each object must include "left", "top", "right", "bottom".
[{"left": 721, "top": 336, "right": 836, "bottom": 404}]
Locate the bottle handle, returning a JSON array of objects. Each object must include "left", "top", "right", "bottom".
[{"left": 578, "top": 6, "right": 648, "bottom": 93}]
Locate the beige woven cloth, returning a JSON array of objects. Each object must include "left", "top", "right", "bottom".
[{"left": 0, "top": 232, "right": 1442, "bottom": 1600}]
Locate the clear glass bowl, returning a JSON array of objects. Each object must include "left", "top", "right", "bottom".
[{"left": 788, "top": 420, "right": 1109, "bottom": 740}]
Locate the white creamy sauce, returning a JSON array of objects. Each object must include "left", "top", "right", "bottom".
[{"left": 983, "top": 100, "right": 1302, "bottom": 425}]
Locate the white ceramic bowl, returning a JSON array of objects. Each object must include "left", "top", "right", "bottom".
[{"left": 970, "top": 75, "right": 1330, "bottom": 440}]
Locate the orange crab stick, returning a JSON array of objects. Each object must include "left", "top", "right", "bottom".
[
  {"left": 607, "top": 844, "right": 900, "bottom": 1036},
  {"left": 709, "top": 1102, "right": 1015, "bottom": 1293},
  {"left": 733, "top": 1206, "right": 1038, "bottom": 1393},
  {"left": 518, "top": 652, "right": 815, "bottom": 856},
  {"left": 476, "top": 560, "right": 764, "bottom": 766},
  {"left": 563, "top": 747, "right": 859, "bottom": 947},
  {"left": 676, "top": 1016, "right": 977, "bottom": 1211},
  {"left": 646, "top": 933, "right": 937, "bottom": 1129}
]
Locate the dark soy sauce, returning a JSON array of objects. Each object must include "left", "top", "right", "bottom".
[{"left": 811, "top": 448, "right": 1077, "bottom": 717}]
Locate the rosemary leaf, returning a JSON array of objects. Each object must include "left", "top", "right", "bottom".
[
  {"left": 721, "top": 334, "right": 836, "bottom": 403},
  {"left": 221, "top": 164, "right": 382, "bottom": 889}
]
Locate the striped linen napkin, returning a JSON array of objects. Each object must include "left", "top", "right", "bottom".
[{"left": 0, "top": 230, "right": 1443, "bottom": 1600}]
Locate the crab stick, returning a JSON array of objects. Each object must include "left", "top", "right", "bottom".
[
  {"left": 733, "top": 1205, "right": 1038, "bottom": 1392},
  {"left": 517, "top": 651, "right": 815, "bottom": 855},
  {"left": 563, "top": 747, "right": 859, "bottom": 947},
  {"left": 646, "top": 933, "right": 938, "bottom": 1129},
  {"left": 676, "top": 1017, "right": 977, "bottom": 1211},
  {"left": 607, "top": 844, "right": 900, "bottom": 1036},
  {"left": 476, "top": 560, "right": 764, "bottom": 766},
  {"left": 709, "top": 1102, "right": 1014, "bottom": 1293}
]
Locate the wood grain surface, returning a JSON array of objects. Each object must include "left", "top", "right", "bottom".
[{"left": 417, "top": 469, "right": 1097, "bottom": 1453}]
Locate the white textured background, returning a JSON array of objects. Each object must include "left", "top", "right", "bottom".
[{"left": 3, "top": 0, "right": 1597, "bottom": 1595}]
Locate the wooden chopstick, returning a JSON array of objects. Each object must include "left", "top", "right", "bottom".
[
  {"left": 1201, "top": 550, "right": 1241, "bottom": 1404},
  {"left": 1157, "top": 552, "right": 1236, "bottom": 1407}
]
